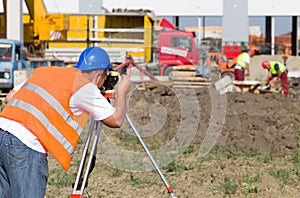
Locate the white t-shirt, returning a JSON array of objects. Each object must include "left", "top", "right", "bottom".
[{"left": 0, "top": 82, "right": 115, "bottom": 153}]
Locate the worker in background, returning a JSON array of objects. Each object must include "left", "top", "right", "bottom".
[
  {"left": 261, "top": 60, "right": 288, "bottom": 97},
  {"left": 0, "top": 47, "right": 131, "bottom": 197},
  {"left": 234, "top": 49, "right": 255, "bottom": 89}
]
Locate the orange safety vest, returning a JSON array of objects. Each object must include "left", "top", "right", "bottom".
[{"left": 0, "top": 66, "right": 90, "bottom": 171}]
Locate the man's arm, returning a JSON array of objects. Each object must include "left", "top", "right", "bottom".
[
  {"left": 4, "top": 80, "right": 26, "bottom": 103},
  {"left": 244, "top": 54, "right": 251, "bottom": 76},
  {"left": 277, "top": 69, "right": 283, "bottom": 79},
  {"left": 265, "top": 71, "right": 272, "bottom": 85},
  {"left": 5, "top": 90, "right": 16, "bottom": 103},
  {"left": 245, "top": 62, "right": 250, "bottom": 76},
  {"left": 102, "top": 75, "right": 131, "bottom": 128},
  {"left": 71, "top": 74, "right": 131, "bottom": 128}
]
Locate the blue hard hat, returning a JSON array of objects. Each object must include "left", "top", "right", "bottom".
[{"left": 74, "top": 47, "right": 112, "bottom": 70}]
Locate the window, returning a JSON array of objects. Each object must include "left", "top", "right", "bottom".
[
  {"left": 0, "top": 43, "right": 13, "bottom": 61},
  {"left": 170, "top": 37, "right": 192, "bottom": 50},
  {"left": 15, "top": 46, "right": 21, "bottom": 60}
]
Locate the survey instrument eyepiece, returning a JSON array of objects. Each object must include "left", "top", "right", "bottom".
[
  {"left": 101, "top": 71, "right": 119, "bottom": 100},
  {"left": 103, "top": 71, "right": 119, "bottom": 91}
]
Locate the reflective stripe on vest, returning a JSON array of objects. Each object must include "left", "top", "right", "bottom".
[
  {"left": 236, "top": 52, "right": 247, "bottom": 69},
  {"left": 269, "top": 61, "right": 286, "bottom": 75},
  {"left": 22, "top": 83, "right": 82, "bottom": 134},
  {"left": 7, "top": 98, "right": 75, "bottom": 156}
]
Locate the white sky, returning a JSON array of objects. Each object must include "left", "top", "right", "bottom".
[
  {"left": 44, "top": 0, "right": 299, "bottom": 35},
  {"left": 0, "top": 0, "right": 299, "bottom": 35},
  {"left": 1, "top": 0, "right": 300, "bottom": 15},
  {"left": 45, "top": 0, "right": 300, "bottom": 16},
  {"left": 0, "top": 0, "right": 78, "bottom": 13},
  {"left": 44, "top": 0, "right": 78, "bottom": 13}
]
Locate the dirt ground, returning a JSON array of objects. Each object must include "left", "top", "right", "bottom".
[{"left": 46, "top": 55, "right": 300, "bottom": 197}]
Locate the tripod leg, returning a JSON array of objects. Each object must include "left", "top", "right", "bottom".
[
  {"left": 80, "top": 121, "right": 102, "bottom": 194},
  {"left": 71, "top": 118, "right": 102, "bottom": 197},
  {"left": 72, "top": 117, "right": 95, "bottom": 192},
  {"left": 125, "top": 113, "right": 176, "bottom": 198}
]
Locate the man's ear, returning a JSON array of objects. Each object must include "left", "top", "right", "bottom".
[
  {"left": 93, "top": 71, "right": 102, "bottom": 84},
  {"left": 95, "top": 71, "right": 102, "bottom": 79}
]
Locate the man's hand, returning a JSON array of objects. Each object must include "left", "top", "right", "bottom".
[
  {"left": 244, "top": 70, "right": 250, "bottom": 76},
  {"left": 102, "top": 75, "right": 131, "bottom": 128},
  {"left": 116, "top": 75, "right": 131, "bottom": 94},
  {"left": 268, "top": 77, "right": 279, "bottom": 86}
]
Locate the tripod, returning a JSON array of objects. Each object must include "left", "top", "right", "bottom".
[{"left": 71, "top": 91, "right": 176, "bottom": 197}]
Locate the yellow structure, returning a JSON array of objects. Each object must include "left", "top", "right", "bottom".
[
  {"left": 46, "top": 11, "right": 154, "bottom": 64},
  {"left": 0, "top": 1, "right": 155, "bottom": 64},
  {"left": 0, "top": 0, "right": 69, "bottom": 56}
]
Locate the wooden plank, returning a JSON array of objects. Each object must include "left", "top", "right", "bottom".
[
  {"left": 172, "top": 76, "right": 208, "bottom": 82},
  {"left": 233, "top": 80, "right": 262, "bottom": 85},
  {"left": 173, "top": 65, "right": 196, "bottom": 71},
  {"left": 232, "top": 80, "right": 264, "bottom": 93},
  {"left": 172, "top": 85, "right": 207, "bottom": 89},
  {"left": 172, "top": 71, "right": 196, "bottom": 77},
  {"left": 173, "top": 81, "right": 211, "bottom": 86}
]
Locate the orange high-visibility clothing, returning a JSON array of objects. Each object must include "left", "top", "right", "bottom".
[{"left": 0, "top": 67, "right": 90, "bottom": 171}]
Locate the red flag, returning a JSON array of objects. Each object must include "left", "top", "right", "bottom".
[{"left": 159, "top": 18, "right": 176, "bottom": 30}]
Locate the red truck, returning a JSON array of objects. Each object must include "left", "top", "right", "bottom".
[
  {"left": 145, "top": 30, "right": 236, "bottom": 79},
  {"left": 116, "top": 18, "right": 237, "bottom": 79},
  {"left": 155, "top": 31, "right": 199, "bottom": 76},
  {"left": 114, "top": 30, "right": 200, "bottom": 80}
]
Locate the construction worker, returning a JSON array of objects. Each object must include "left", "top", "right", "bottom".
[
  {"left": 261, "top": 60, "right": 288, "bottom": 97},
  {"left": 0, "top": 46, "right": 131, "bottom": 197},
  {"left": 234, "top": 49, "right": 254, "bottom": 89}
]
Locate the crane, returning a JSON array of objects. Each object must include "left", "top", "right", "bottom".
[{"left": 1, "top": 0, "right": 69, "bottom": 57}]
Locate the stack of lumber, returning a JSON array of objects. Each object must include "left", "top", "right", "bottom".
[{"left": 171, "top": 66, "right": 211, "bottom": 88}]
